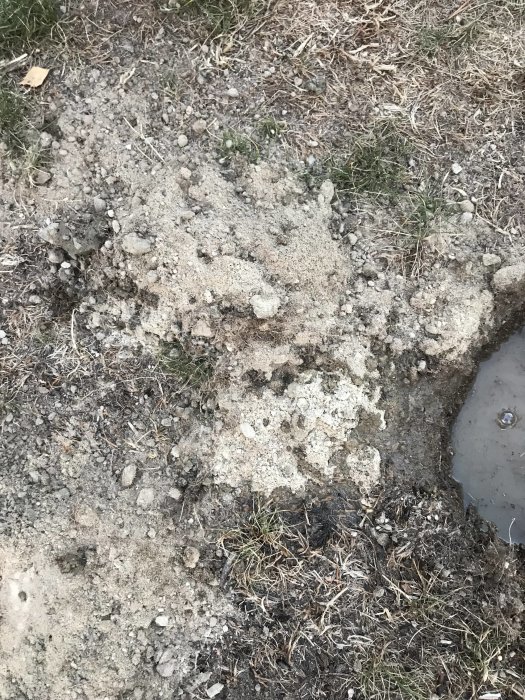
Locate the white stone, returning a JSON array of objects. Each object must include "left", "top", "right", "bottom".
[
  {"left": 482, "top": 253, "right": 501, "bottom": 268},
  {"left": 122, "top": 233, "right": 152, "bottom": 256},
  {"left": 250, "top": 294, "right": 281, "bottom": 319},
  {"left": 226, "top": 87, "right": 239, "bottom": 98},
  {"left": 460, "top": 200, "right": 475, "bottom": 213},
  {"left": 493, "top": 262, "right": 525, "bottom": 292},
  {"left": 136, "top": 488, "right": 155, "bottom": 507},
  {"left": 183, "top": 546, "right": 200, "bottom": 569},
  {"left": 207, "top": 684, "right": 224, "bottom": 699},
  {"left": 155, "top": 615, "right": 169, "bottom": 627},
  {"left": 451, "top": 162, "right": 462, "bottom": 174},
  {"left": 179, "top": 167, "right": 192, "bottom": 180},
  {"left": 168, "top": 487, "right": 182, "bottom": 501},
  {"left": 460, "top": 211, "right": 473, "bottom": 224},
  {"left": 192, "top": 119, "right": 207, "bottom": 135},
  {"left": 191, "top": 319, "right": 214, "bottom": 337},
  {"left": 240, "top": 423, "right": 256, "bottom": 439},
  {"left": 121, "top": 464, "right": 137, "bottom": 488},
  {"left": 93, "top": 196, "right": 106, "bottom": 213},
  {"left": 177, "top": 134, "right": 188, "bottom": 148}
]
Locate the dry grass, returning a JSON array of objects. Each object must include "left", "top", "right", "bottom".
[{"left": 220, "top": 495, "right": 524, "bottom": 699}]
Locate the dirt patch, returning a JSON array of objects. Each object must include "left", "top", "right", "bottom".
[{"left": 1, "top": 1, "right": 525, "bottom": 698}]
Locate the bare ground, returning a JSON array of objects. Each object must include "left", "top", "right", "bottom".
[{"left": 1, "top": 1, "right": 524, "bottom": 698}]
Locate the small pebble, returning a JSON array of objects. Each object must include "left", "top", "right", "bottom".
[
  {"left": 93, "top": 196, "right": 106, "bottom": 213},
  {"left": 460, "top": 200, "right": 475, "bottom": 213},
  {"left": 136, "top": 488, "right": 155, "bottom": 508},
  {"left": 192, "top": 119, "right": 207, "bottom": 135},
  {"left": 183, "top": 546, "right": 200, "bottom": 569},
  {"left": 460, "top": 212, "right": 473, "bottom": 224},
  {"left": 482, "top": 253, "right": 502, "bottom": 268},
  {"left": 155, "top": 615, "right": 169, "bottom": 627},
  {"left": 207, "top": 684, "right": 224, "bottom": 699},
  {"left": 121, "top": 464, "right": 137, "bottom": 488},
  {"left": 177, "top": 134, "right": 189, "bottom": 148},
  {"left": 451, "top": 162, "right": 463, "bottom": 174},
  {"left": 240, "top": 423, "right": 256, "bottom": 439},
  {"left": 226, "top": 87, "right": 239, "bottom": 98},
  {"left": 179, "top": 167, "right": 192, "bottom": 180}
]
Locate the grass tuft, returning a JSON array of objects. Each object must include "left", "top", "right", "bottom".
[
  {"left": 417, "top": 22, "right": 479, "bottom": 56},
  {"left": 219, "top": 128, "right": 260, "bottom": 162},
  {"left": 258, "top": 115, "right": 286, "bottom": 139},
  {"left": 176, "top": 0, "right": 260, "bottom": 35},
  {"left": 0, "top": 84, "right": 26, "bottom": 150},
  {"left": 0, "top": 0, "right": 58, "bottom": 57},
  {"left": 158, "top": 340, "right": 215, "bottom": 389},
  {"left": 329, "top": 123, "right": 410, "bottom": 200}
]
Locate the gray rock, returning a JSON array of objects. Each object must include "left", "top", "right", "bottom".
[
  {"left": 361, "top": 262, "right": 378, "bottom": 280},
  {"left": 177, "top": 134, "right": 189, "bottom": 148},
  {"left": 38, "top": 220, "right": 103, "bottom": 256},
  {"left": 121, "top": 464, "right": 137, "bottom": 488},
  {"left": 33, "top": 169, "right": 52, "bottom": 186},
  {"left": 226, "top": 87, "right": 239, "bottom": 98},
  {"left": 460, "top": 200, "right": 475, "bottom": 213},
  {"left": 250, "top": 294, "right": 281, "bottom": 319},
  {"left": 460, "top": 212, "right": 473, "bottom": 225},
  {"left": 183, "top": 546, "right": 200, "bottom": 569},
  {"left": 156, "top": 648, "right": 176, "bottom": 678},
  {"left": 48, "top": 248, "right": 64, "bottom": 264},
  {"left": 192, "top": 119, "right": 207, "bottom": 135},
  {"left": 155, "top": 615, "right": 169, "bottom": 627},
  {"left": 493, "top": 262, "right": 525, "bottom": 292},
  {"left": 93, "top": 196, "right": 106, "bottom": 213},
  {"left": 136, "top": 488, "right": 155, "bottom": 508},
  {"left": 206, "top": 684, "right": 224, "bottom": 698},
  {"left": 122, "top": 233, "right": 152, "bottom": 256},
  {"left": 482, "top": 253, "right": 501, "bottom": 268}
]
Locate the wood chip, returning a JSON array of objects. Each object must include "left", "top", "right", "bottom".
[{"left": 20, "top": 66, "right": 49, "bottom": 88}]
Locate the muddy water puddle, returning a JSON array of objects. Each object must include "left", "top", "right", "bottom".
[{"left": 452, "top": 329, "right": 525, "bottom": 544}]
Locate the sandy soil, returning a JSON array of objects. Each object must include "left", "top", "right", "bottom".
[{"left": 1, "top": 1, "right": 524, "bottom": 698}]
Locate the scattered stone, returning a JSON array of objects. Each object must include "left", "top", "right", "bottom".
[
  {"left": 493, "top": 262, "right": 525, "bottom": 292},
  {"left": 451, "top": 162, "right": 462, "bottom": 174},
  {"left": 179, "top": 167, "right": 192, "bottom": 180},
  {"left": 482, "top": 253, "right": 501, "bottom": 268},
  {"left": 183, "top": 546, "right": 200, "bottom": 569},
  {"left": 250, "top": 294, "right": 281, "bottom": 319},
  {"left": 121, "top": 464, "right": 137, "bottom": 488},
  {"left": 192, "top": 119, "right": 207, "bottom": 135},
  {"left": 191, "top": 319, "right": 214, "bottom": 337},
  {"left": 136, "top": 488, "right": 155, "bottom": 508},
  {"left": 38, "top": 220, "right": 103, "bottom": 256},
  {"left": 460, "top": 212, "right": 473, "bottom": 225},
  {"left": 39, "top": 131, "right": 53, "bottom": 148},
  {"left": 167, "top": 487, "right": 182, "bottom": 502},
  {"left": 33, "top": 169, "right": 52, "bottom": 185},
  {"left": 156, "top": 648, "right": 176, "bottom": 678},
  {"left": 48, "top": 248, "right": 64, "bottom": 264},
  {"left": 155, "top": 615, "right": 169, "bottom": 627},
  {"left": 206, "top": 683, "right": 224, "bottom": 698},
  {"left": 73, "top": 504, "right": 99, "bottom": 528},
  {"left": 460, "top": 200, "right": 475, "bottom": 213},
  {"left": 240, "top": 423, "right": 256, "bottom": 439},
  {"left": 93, "top": 196, "right": 106, "bottom": 213},
  {"left": 361, "top": 262, "right": 378, "bottom": 280},
  {"left": 111, "top": 219, "right": 121, "bottom": 234},
  {"left": 122, "top": 233, "right": 152, "bottom": 256},
  {"left": 177, "top": 134, "right": 189, "bottom": 148},
  {"left": 226, "top": 87, "right": 239, "bottom": 98}
]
